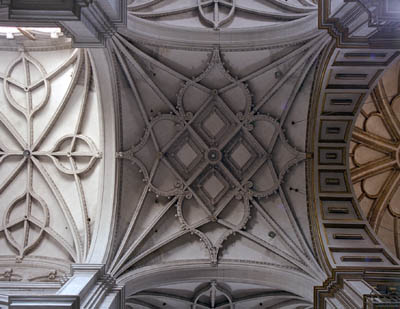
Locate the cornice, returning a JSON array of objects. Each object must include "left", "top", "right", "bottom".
[
  {"left": 121, "top": 13, "right": 323, "bottom": 50},
  {"left": 0, "top": 0, "right": 126, "bottom": 47},
  {"left": 319, "top": 0, "right": 400, "bottom": 49}
]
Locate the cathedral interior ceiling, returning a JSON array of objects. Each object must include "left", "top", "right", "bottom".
[
  {"left": 3, "top": 0, "right": 400, "bottom": 307},
  {"left": 0, "top": 0, "right": 330, "bottom": 304}
]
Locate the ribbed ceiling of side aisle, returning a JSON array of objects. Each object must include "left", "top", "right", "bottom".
[{"left": 0, "top": 28, "right": 116, "bottom": 285}]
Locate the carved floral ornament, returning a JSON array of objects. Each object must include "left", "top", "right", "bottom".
[
  {"left": 350, "top": 61, "right": 400, "bottom": 259},
  {"left": 0, "top": 48, "right": 102, "bottom": 264}
]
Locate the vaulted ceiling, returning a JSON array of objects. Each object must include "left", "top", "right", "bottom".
[{"left": 0, "top": 0, "right": 399, "bottom": 307}]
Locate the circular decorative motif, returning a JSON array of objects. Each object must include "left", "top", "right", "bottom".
[
  {"left": 3, "top": 53, "right": 50, "bottom": 116},
  {"left": 3, "top": 192, "right": 49, "bottom": 258},
  {"left": 23, "top": 150, "right": 31, "bottom": 158},
  {"left": 0, "top": 49, "right": 102, "bottom": 263},
  {"left": 48, "top": 134, "right": 101, "bottom": 175},
  {"left": 207, "top": 148, "right": 221, "bottom": 163}
]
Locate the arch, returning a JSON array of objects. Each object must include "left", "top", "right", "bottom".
[{"left": 118, "top": 262, "right": 319, "bottom": 301}]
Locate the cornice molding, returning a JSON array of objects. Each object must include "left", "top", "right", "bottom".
[
  {"left": 319, "top": 0, "right": 400, "bottom": 49},
  {"left": 121, "top": 12, "right": 322, "bottom": 50},
  {"left": 314, "top": 267, "right": 400, "bottom": 308},
  {"left": 0, "top": 0, "right": 126, "bottom": 47},
  {"left": 0, "top": 264, "right": 124, "bottom": 308}
]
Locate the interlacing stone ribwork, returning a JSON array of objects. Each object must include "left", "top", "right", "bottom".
[
  {"left": 198, "top": 0, "right": 235, "bottom": 29},
  {"left": 0, "top": 49, "right": 102, "bottom": 263},
  {"left": 126, "top": 280, "right": 314, "bottom": 308},
  {"left": 350, "top": 64, "right": 400, "bottom": 258},
  {"left": 116, "top": 44, "right": 309, "bottom": 266},
  {"left": 128, "top": 0, "right": 317, "bottom": 30}
]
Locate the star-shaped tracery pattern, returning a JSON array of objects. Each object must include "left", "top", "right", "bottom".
[
  {"left": 350, "top": 65, "right": 400, "bottom": 258},
  {"left": 0, "top": 49, "right": 101, "bottom": 263},
  {"left": 110, "top": 33, "right": 327, "bottom": 281}
]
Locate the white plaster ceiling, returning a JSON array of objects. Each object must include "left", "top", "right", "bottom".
[{"left": 0, "top": 44, "right": 103, "bottom": 281}]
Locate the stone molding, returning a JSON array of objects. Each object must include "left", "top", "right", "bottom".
[
  {"left": 314, "top": 268, "right": 400, "bottom": 308},
  {"left": 0, "top": 0, "right": 126, "bottom": 47},
  {"left": 0, "top": 264, "right": 124, "bottom": 308},
  {"left": 319, "top": 0, "right": 400, "bottom": 48}
]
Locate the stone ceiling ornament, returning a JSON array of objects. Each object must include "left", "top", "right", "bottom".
[
  {"left": 350, "top": 62, "right": 400, "bottom": 259},
  {"left": 198, "top": 0, "right": 235, "bottom": 30},
  {"left": 192, "top": 281, "right": 233, "bottom": 309},
  {"left": 109, "top": 31, "right": 327, "bottom": 294},
  {"left": 319, "top": 0, "right": 400, "bottom": 48},
  {"left": 0, "top": 48, "right": 103, "bottom": 268},
  {"left": 0, "top": 0, "right": 126, "bottom": 46},
  {"left": 126, "top": 279, "right": 314, "bottom": 308},
  {"left": 117, "top": 46, "right": 307, "bottom": 265},
  {"left": 129, "top": 0, "right": 316, "bottom": 30},
  {"left": 357, "top": 0, "right": 400, "bottom": 29}
]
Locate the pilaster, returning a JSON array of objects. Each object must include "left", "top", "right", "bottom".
[
  {"left": 0, "top": 264, "right": 124, "bottom": 308},
  {"left": 315, "top": 268, "right": 400, "bottom": 308}
]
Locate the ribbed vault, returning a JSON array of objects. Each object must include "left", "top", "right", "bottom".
[{"left": 111, "top": 3, "right": 328, "bottom": 302}]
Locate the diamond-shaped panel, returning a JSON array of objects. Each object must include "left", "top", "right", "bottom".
[
  {"left": 230, "top": 143, "right": 252, "bottom": 168},
  {"left": 203, "top": 111, "right": 225, "bottom": 138},
  {"left": 203, "top": 174, "right": 225, "bottom": 199},
  {"left": 166, "top": 131, "right": 205, "bottom": 181},
  {"left": 192, "top": 97, "right": 237, "bottom": 147},
  {"left": 223, "top": 130, "right": 267, "bottom": 181},
  {"left": 192, "top": 166, "right": 230, "bottom": 208},
  {"left": 176, "top": 142, "right": 198, "bottom": 168}
]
